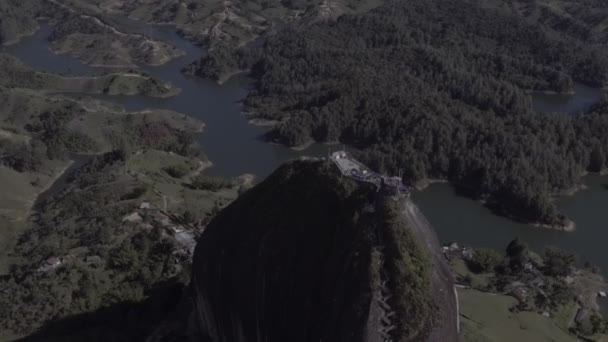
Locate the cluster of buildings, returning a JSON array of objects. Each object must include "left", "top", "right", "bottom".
[{"left": 38, "top": 201, "right": 200, "bottom": 274}]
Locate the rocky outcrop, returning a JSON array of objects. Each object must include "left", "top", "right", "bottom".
[{"left": 190, "top": 159, "right": 457, "bottom": 342}]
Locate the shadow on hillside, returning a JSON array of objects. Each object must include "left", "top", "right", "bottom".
[{"left": 19, "top": 282, "right": 190, "bottom": 342}]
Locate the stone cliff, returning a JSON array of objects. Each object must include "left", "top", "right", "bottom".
[{"left": 190, "top": 159, "right": 457, "bottom": 342}]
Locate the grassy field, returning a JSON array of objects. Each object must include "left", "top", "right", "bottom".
[
  {"left": 0, "top": 217, "right": 25, "bottom": 275},
  {"left": 0, "top": 148, "right": 233, "bottom": 276},
  {"left": 450, "top": 258, "right": 494, "bottom": 289},
  {"left": 126, "top": 149, "right": 237, "bottom": 217},
  {"left": 0, "top": 159, "right": 68, "bottom": 275},
  {"left": 459, "top": 288, "right": 577, "bottom": 342}
]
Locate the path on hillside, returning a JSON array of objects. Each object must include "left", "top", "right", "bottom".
[{"left": 402, "top": 199, "right": 459, "bottom": 342}]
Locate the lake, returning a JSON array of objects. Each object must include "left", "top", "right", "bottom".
[
  {"left": 3, "top": 20, "right": 608, "bottom": 273},
  {"left": 2, "top": 22, "right": 328, "bottom": 179},
  {"left": 533, "top": 83, "right": 604, "bottom": 115},
  {"left": 413, "top": 174, "right": 608, "bottom": 271}
]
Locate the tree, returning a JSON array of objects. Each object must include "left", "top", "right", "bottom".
[
  {"left": 506, "top": 238, "right": 527, "bottom": 259},
  {"left": 543, "top": 247, "right": 576, "bottom": 277},
  {"left": 506, "top": 238, "right": 528, "bottom": 272},
  {"left": 591, "top": 314, "right": 607, "bottom": 334},
  {"left": 472, "top": 248, "right": 502, "bottom": 273},
  {"left": 191, "top": 174, "right": 235, "bottom": 191},
  {"left": 182, "top": 210, "right": 197, "bottom": 223},
  {"left": 589, "top": 145, "right": 605, "bottom": 172},
  {"left": 108, "top": 241, "right": 140, "bottom": 271},
  {"left": 163, "top": 164, "right": 190, "bottom": 178},
  {"left": 543, "top": 277, "right": 573, "bottom": 307}
]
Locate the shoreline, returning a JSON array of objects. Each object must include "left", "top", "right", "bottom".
[
  {"left": 248, "top": 118, "right": 279, "bottom": 127},
  {"left": 525, "top": 88, "right": 576, "bottom": 96},
  {"left": 1, "top": 23, "right": 41, "bottom": 47},
  {"left": 217, "top": 69, "right": 249, "bottom": 85},
  {"left": 189, "top": 159, "right": 214, "bottom": 178},
  {"left": 290, "top": 140, "right": 315, "bottom": 151},
  {"left": 553, "top": 183, "right": 588, "bottom": 197},
  {"left": 43, "top": 27, "right": 184, "bottom": 69},
  {"left": 414, "top": 178, "right": 449, "bottom": 191},
  {"left": 533, "top": 219, "right": 576, "bottom": 232},
  {"left": 237, "top": 173, "right": 256, "bottom": 188},
  {"left": 43, "top": 85, "right": 181, "bottom": 99},
  {"left": 413, "top": 177, "right": 578, "bottom": 232},
  {"left": 4, "top": 52, "right": 181, "bottom": 98}
]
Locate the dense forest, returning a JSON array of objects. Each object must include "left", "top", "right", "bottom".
[
  {"left": 0, "top": 112, "right": 233, "bottom": 336},
  {"left": 0, "top": 151, "right": 185, "bottom": 336},
  {"left": 198, "top": 0, "right": 608, "bottom": 226}
]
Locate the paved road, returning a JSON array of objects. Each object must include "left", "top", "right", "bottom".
[{"left": 402, "top": 199, "right": 459, "bottom": 342}]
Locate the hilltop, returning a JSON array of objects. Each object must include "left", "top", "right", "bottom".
[
  {"left": 60, "top": 0, "right": 382, "bottom": 48},
  {"left": 1, "top": 159, "right": 456, "bottom": 341},
  {"left": 190, "top": 159, "right": 456, "bottom": 342}
]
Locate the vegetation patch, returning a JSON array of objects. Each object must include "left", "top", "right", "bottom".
[
  {"left": 448, "top": 240, "right": 608, "bottom": 341},
  {"left": 0, "top": 54, "right": 178, "bottom": 97},
  {"left": 459, "top": 288, "right": 577, "bottom": 342},
  {"left": 378, "top": 201, "right": 434, "bottom": 341},
  {"left": 0, "top": 148, "right": 240, "bottom": 337},
  {"left": 208, "top": 0, "right": 608, "bottom": 227}
]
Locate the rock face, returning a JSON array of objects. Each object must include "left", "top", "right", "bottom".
[{"left": 191, "top": 159, "right": 456, "bottom": 342}]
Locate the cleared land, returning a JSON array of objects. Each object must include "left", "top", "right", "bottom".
[
  {"left": 0, "top": 160, "right": 68, "bottom": 275},
  {"left": 0, "top": 54, "right": 179, "bottom": 98},
  {"left": 126, "top": 149, "right": 237, "bottom": 217},
  {"left": 459, "top": 288, "right": 577, "bottom": 342},
  {"left": 58, "top": 0, "right": 383, "bottom": 49}
]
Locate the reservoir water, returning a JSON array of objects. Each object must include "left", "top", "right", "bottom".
[
  {"left": 533, "top": 83, "right": 604, "bottom": 114},
  {"left": 3, "top": 21, "right": 608, "bottom": 273},
  {"left": 413, "top": 175, "right": 608, "bottom": 270},
  {"left": 533, "top": 83, "right": 604, "bottom": 115},
  {"left": 2, "top": 23, "right": 327, "bottom": 178}
]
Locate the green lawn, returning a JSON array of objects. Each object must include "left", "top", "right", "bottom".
[
  {"left": 450, "top": 258, "right": 494, "bottom": 289},
  {"left": 126, "top": 149, "right": 238, "bottom": 217},
  {"left": 0, "top": 161, "right": 67, "bottom": 275},
  {"left": 459, "top": 288, "right": 577, "bottom": 342},
  {"left": 0, "top": 217, "right": 25, "bottom": 275},
  {"left": 551, "top": 301, "right": 577, "bottom": 332},
  {"left": 127, "top": 149, "right": 198, "bottom": 179}
]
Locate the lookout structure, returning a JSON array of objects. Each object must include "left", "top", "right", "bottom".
[{"left": 329, "top": 150, "right": 409, "bottom": 199}]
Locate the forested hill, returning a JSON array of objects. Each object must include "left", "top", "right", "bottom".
[
  {"left": 198, "top": 0, "right": 608, "bottom": 227},
  {"left": 486, "top": 0, "right": 608, "bottom": 44}
]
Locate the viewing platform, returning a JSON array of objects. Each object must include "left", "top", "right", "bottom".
[{"left": 330, "top": 151, "right": 409, "bottom": 198}]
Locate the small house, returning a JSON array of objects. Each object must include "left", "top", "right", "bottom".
[{"left": 511, "top": 286, "right": 529, "bottom": 302}]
